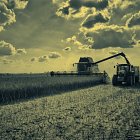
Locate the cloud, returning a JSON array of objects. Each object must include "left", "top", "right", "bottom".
[
  {"left": 80, "top": 25, "right": 135, "bottom": 49},
  {"left": 0, "top": 2, "right": 15, "bottom": 31},
  {"left": 106, "top": 0, "right": 140, "bottom": 26},
  {"left": 0, "top": 0, "right": 29, "bottom": 32},
  {"left": 31, "top": 51, "right": 62, "bottom": 63},
  {"left": 109, "top": 50, "right": 121, "bottom": 59},
  {"left": 56, "top": 0, "right": 108, "bottom": 10},
  {"left": 31, "top": 57, "right": 37, "bottom": 62},
  {"left": 65, "top": 35, "right": 91, "bottom": 50},
  {"left": 66, "top": 36, "right": 82, "bottom": 46},
  {"left": 0, "top": 41, "right": 27, "bottom": 56},
  {"left": 127, "top": 11, "right": 140, "bottom": 27},
  {"left": 48, "top": 52, "right": 61, "bottom": 59},
  {"left": 0, "top": 41, "right": 16, "bottom": 55},
  {"left": 63, "top": 47, "right": 71, "bottom": 51},
  {"left": 31, "top": 56, "right": 48, "bottom": 63},
  {"left": 38, "top": 55, "right": 48, "bottom": 62},
  {"left": 53, "top": 0, "right": 140, "bottom": 51},
  {"left": 0, "top": 57, "right": 13, "bottom": 64},
  {"left": 55, "top": 0, "right": 109, "bottom": 19},
  {"left": 64, "top": 25, "right": 135, "bottom": 49},
  {"left": 82, "top": 13, "right": 109, "bottom": 28},
  {"left": 17, "top": 48, "right": 27, "bottom": 54},
  {"left": 109, "top": 50, "right": 119, "bottom": 55},
  {"left": 56, "top": 3, "right": 90, "bottom": 19},
  {"left": 82, "top": 0, "right": 108, "bottom": 9},
  {"left": 7, "top": 0, "right": 29, "bottom": 9},
  {"left": 2, "top": 59, "right": 13, "bottom": 64}
]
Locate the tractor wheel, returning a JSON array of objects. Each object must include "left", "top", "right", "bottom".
[
  {"left": 127, "top": 76, "right": 134, "bottom": 86},
  {"left": 135, "top": 76, "right": 139, "bottom": 83},
  {"left": 112, "top": 75, "right": 118, "bottom": 86}
]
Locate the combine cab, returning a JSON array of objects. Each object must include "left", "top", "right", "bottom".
[{"left": 76, "top": 57, "right": 99, "bottom": 74}]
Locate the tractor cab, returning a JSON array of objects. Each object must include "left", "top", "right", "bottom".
[{"left": 116, "top": 64, "right": 132, "bottom": 76}]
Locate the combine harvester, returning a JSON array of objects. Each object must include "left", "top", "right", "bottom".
[
  {"left": 50, "top": 57, "right": 109, "bottom": 84},
  {"left": 50, "top": 52, "right": 139, "bottom": 86}
]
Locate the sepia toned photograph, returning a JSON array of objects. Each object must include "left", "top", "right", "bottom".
[{"left": 0, "top": 0, "right": 140, "bottom": 139}]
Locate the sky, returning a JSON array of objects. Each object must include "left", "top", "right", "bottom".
[{"left": 0, "top": 0, "right": 140, "bottom": 74}]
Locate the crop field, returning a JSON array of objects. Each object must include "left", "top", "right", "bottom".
[
  {"left": 0, "top": 74, "right": 106, "bottom": 104},
  {"left": 0, "top": 74, "right": 105, "bottom": 104},
  {"left": 0, "top": 84, "right": 140, "bottom": 140}
]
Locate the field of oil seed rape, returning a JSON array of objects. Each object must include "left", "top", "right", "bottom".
[{"left": 0, "top": 85, "right": 140, "bottom": 140}]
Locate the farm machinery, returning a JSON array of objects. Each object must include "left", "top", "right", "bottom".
[
  {"left": 111, "top": 53, "right": 139, "bottom": 86},
  {"left": 50, "top": 52, "right": 139, "bottom": 86},
  {"left": 74, "top": 52, "right": 139, "bottom": 86},
  {"left": 96, "top": 52, "right": 139, "bottom": 86},
  {"left": 50, "top": 57, "right": 109, "bottom": 83}
]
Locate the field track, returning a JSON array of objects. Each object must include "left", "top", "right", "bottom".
[{"left": 0, "top": 85, "right": 140, "bottom": 140}]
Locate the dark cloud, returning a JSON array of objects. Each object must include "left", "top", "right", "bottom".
[
  {"left": 69, "top": 0, "right": 82, "bottom": 9},
  {"left": 54, "top": 0, "right": 140, "bottom": 50},
  {"left": 7, "top": 0, "right": 28, "bottom": 9},
  {"left": 59, "top": 6, "right": 69, "bottom": 15},
  {"left": 127, "top": 12, "right": 140, "bottom": 27},
  {"left": 81, "top": 25, "right": 135, "bottom": 49},
  {"left": 82, "top": 13, "right": 109, "bottom": 28},
  {"left": 82, "top": 0, "right": 108, "bottom": 9},
  {"left": 107, "top": 0, "right": 140, "bottom": 26},
  {"left": 0, "top": 0, "right": 29, "bottom": 31},
  {"left": 60, "top": 0, "right": 108, "bottom": 10},
  {"left": 56, "top": 0, "right": 109, "bottom": 19},
  {"left": 0, "top": 2, "right": 15, "bottom": 31},
  {"left": 1, "top": 0, "right": 140, "bottom": 64},
  {"left": 0, "top": 0, "right": 80, "bottom": 50}
]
